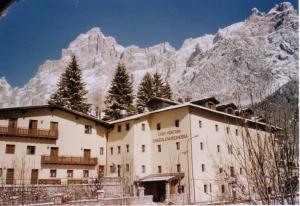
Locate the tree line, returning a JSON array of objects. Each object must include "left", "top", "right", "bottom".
[{"left": 48, "top": 55, "right": 173, "bottom": 119}]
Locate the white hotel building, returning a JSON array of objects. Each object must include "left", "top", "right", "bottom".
[{"left": 0, "top": 97, "right": 278, "bottom": 204}]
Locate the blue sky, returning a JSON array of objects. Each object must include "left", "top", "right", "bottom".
[{"left": 0, "top": 0, "right": 298, "bottom": 87}]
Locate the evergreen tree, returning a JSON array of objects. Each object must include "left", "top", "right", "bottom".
[
  {"left": 136, "top": 73, "right": 154, "bottom": 113},
  {"left": 162, "top": 79, "right": 173, "bottom": 100},
  {"left": 48, "top": 55, "right": 90, "bottom": 113},
  {"left": 152, "top": 71, "right": 165, "bottom": 97},
  {"left": 104, "top": 63, "right": 135, "bottom": 119}
]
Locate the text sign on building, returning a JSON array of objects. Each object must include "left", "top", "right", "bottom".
[{"left": 153, "top": 129, "right": 188, "bottom": 143}]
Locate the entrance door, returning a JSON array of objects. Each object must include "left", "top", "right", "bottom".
[
  {"left": 50, "top": 147, "right": 59, "bottom": 157},
  {"left": 31, "top": 169, "right": 38, "bottom": 185},
  {"left": 84, "top": 149, "right": 91, "bottom": 158},
  {"left": 6, "top": 168, "right": 14, "bottom": 184},
  {"left": 144, "top": 182, "right": 166, "bottom": 202}
]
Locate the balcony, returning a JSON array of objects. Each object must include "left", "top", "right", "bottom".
[
  {"left": 0, "top": 126, "right": 58, "bottom": 140},
  {"left": 41, "top": 155, "right": 98, "bottom": 166}
]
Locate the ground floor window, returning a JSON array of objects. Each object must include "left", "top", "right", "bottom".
[
  {"left": 67, "top": 170, "right": 73, "bottom": 178},
  {"left": 50, "top": 169, "right": 56, "bottom": 177},
  {"left": 83, "top": 170, "right": 89, "bottom": 178}
]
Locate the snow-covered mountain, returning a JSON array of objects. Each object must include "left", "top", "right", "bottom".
[{"left": 0, "top": 2, "right": 298, "bottom": 111}]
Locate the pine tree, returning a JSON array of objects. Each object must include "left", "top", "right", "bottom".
[
  {"left": 152, "top": 72, "right": 165, "bottom": 97},
  {"left": 136, "top": 73, "right": 154, "bottom": 113},
  {"left": 162, "top": 79, "right": 173, "bottom": 100},
  {"left": 104, "top": 63, "right": 135, "bottom": 119},
  {"left": 48, "top": 55, "right": 90, "bottom": 113}
]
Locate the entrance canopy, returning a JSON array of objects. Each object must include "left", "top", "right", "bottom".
[{"left": 137, "top": 173, "right": 184, "bottom": 183}]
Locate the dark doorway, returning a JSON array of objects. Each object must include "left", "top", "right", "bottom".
[
  {"left": 144, "top": 181, "right": 166, "bottom": 202},
  {"left": 31, "top": 169, "right": 38, "bottom": 184},
  {"left": 6, "top": 168, "right": 14, "bottom": 184}
]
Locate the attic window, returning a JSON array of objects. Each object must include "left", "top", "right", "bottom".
[
  {"left": 207, "top": 102, "right": 215, "bottom": 109},
  {"left": 227, "top": 108, "right": 233, "bottom": 114}
]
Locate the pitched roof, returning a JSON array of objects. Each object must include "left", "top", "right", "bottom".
[
  {"left": 216, "top": 103, "right": 238, "bottom": 111},
  {"left": 0, "top": 104, "right": 111, "bottom": 128},
  {"left": 191, "top": 96, "right": 220, "bottom": 105}
]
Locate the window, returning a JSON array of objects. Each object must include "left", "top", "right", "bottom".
[
  {"left": 228, "top": 145, "right": 233, "bottom": 154},
  {"left": 226, "top": 127, "right": 230, "bottom": 134},
  {"left": 50, "top": 169, "right": 56, "bottom": 177},
  {"left": 157, "top": 145, "right": 161, "bottom": 152},
  {"left": 178, "top": 185, "right": 184, "bottom": 193},
  {"left": 83, "top": 170, "right": 89, "bottom": 178},
  {"left": 158, "top": 166, "right": 162, "bottom": 173},
  {"left": 110, "top": 147, "right": 113, "bottom": 155},
  {"left": 157, "top": 123, "right": 161, "bottom": 130},
  {"left": 26, "top": 146, "right": 35, "bottom": 155},
  {"left": 240, "top": 168, "right": 243, "bottom": 175},
  {"left": 6, "top": 144, "right": 15, "bottom": 154},
  {"left": 235, "top": 129, "right": 238, "bottom": 136},
  {"left": 118, "top": 146, "right": 121, "bottom": 154},
  {"left": 110, "top": 165, "right": 115, "bottom": 173},
  {"left": 177, "top": 164, "right": 181, "bottom": 172},
  {"left": 141, "top": 123, "right": 145, "bottom": 131},
  {"left": 141, "top": 145, "right": 145, "bottom": 152},
  {"left": 67, "top": 170, "right": 73, "bottom": 178},
  {"left": 84, "top": 125, "right": 92, "bottom": 134},
  {"left": 142, "top": 165, "right": 146, "bottom": 173},
  {"left": 219, "top": 168, "right": 223, "bottom": 173},
  {"left": 100, "top": 147, "right": 104, "bottom": 155},
  {"left": 209, "top": 183, "right": 212, "bottom": 193},
  {"left": 204, "top": 184, "right": 207, "bottom": 193},
  {"left": 117, "top": 125, "right": 121, "bottom": 132},
  {"left": 175, "top": 120, "right": 180, "bottom": 127},
  {"left": 176, "top": 142, "right": 180, "bottom": 150},
  {"left": 217, "top": 145, "right": 220, "bottom": 152},
  {"left": 126, "top": 144, "right": 129, "bottom": 153},
  {"left": 215, "top": 124, "right": 218, "bottom": 131},
  {"left": 0, "top": 168, "right": 2, "bottom": 177},
  {"left": 199, "top": 121, "right": 202, "bottom": 128},
  {"left": 230, "top": 166, "right": 235, "bottom": 177},
  {"left": 200, "top": 142, "right": 203, "bottom": 150},
  {"left": 126, "top": 164, "right": 129, "bottom": 172},
  {"left": 201, "top": 164, "right": 205, "bottom": 172},
  {"left": 126, "top": 123, "right": 130, "bottom": 131},
  {"left": 221, "top": 185, "right": 225, "bottom": 193},
  {"left": 208, "top": 102, "right": 214, "bottom": 109}
]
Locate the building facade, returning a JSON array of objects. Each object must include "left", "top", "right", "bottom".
[
  {"left": 0, "top": 100, "right": 276, "bottom": 204},
  {"left": 0, "top": 105, "right": 109, "bottom": 185}
]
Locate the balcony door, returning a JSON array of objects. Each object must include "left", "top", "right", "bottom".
[
  {"left": 31, "top": 169, "right": 38, "bottom": 185},
  {"left": 84, "top": 149, "right": 91, "bottom": 159},
  {"left": 50, "top": 147, "right": 59, "bottom": 157},
  {"left": 8, "top": 118, "right": 17, "bottom": 134},
  {"left": 50, "top": 122, "right": 58, "bottom": 130},
  {"left": 6, "top": 168, "right": 14, "bottom": 184},
  {"left": 29, "top": 120, "right": 38, "bottom": 135},
  {"left": 8, "top": 118, "right": 17, "bottom": 128}
]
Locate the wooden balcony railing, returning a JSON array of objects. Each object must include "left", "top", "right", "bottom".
[
  {"left": 41, "top": 155, "right": 98, "bottom": 166},
  {"left": 0, "top": 126, "right": 58, "bottom": 140}
]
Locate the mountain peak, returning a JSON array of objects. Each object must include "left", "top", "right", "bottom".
[
  {"left": 0, "top": 2, "right": 298, "bottom": 109},
  {"left": 268, "top": 2, "right": 295, "bottom": 14}
]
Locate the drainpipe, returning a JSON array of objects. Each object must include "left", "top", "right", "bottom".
[
  {"left": 187, "top": 109, "right": 199, "bottom": 204},
  {"left": 187, "top": 134, "right": 199, "bottom": 204},
  {"left": 106, "top": 126, "right": 114, "bottom": 176}
]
